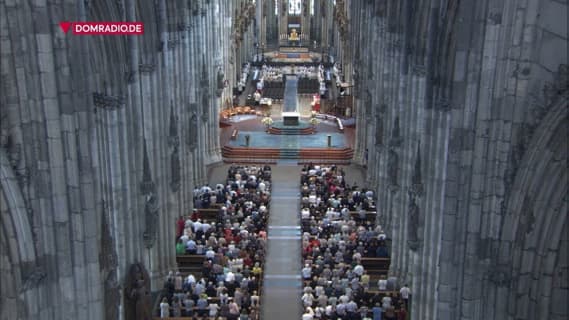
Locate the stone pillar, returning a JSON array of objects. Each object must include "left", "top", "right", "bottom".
[
  {"left": 301, "top": 0, "right": 310, "bottom": 44},
  {"left": 279, "top": 0, "right": 289, "bottom": 45}
]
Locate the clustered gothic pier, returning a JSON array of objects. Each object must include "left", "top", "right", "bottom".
[{"left": 0, "top": 1, "right": 566, "bottom": 320}]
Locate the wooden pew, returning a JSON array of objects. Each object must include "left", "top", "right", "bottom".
[
  {"left": 361, "top": 257, "right": 390, "bottom": 277},
  {"left": 176, "top": 254, "right": 205, "bottom": 275},
  {"left": 196, "top": 208, "right": 218, "bottom": 221},
  {"left": 349, "top": 211, "right": 377, "bottom": 224}
]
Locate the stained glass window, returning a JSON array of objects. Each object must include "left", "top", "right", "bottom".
[{"left": 289, "top": 0, "right": 301, "bottom": 15}]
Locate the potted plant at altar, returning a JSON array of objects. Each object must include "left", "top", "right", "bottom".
[
  {"left": 261, "top": 116, "right": 273, "bottom": 132},
  {"left": 309, "top": 117, "right": 319, "bottom": 132}
]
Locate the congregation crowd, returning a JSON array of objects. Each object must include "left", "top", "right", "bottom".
[
  {"left": 159, "top": 164, "right": 272, "bottom": 319},
  {"left": 298, "top": 164, "right": 411, "bottom": 320}
]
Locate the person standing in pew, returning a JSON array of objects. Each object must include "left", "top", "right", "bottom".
[
  {"left": 196, "top": 240, "right": 205, "bottom": 255},
  {"left": 174, "top": 271, "right": 183, "bottom": 292},
  {"left": 196, "top": 293, "right": 209, "bottom": 317},
  {"left": 159, "top": 297, "right": 170, "bottom": 319},
  {"left": 183, "top": 293, "right": 195, "bottom": 317},
  {"left": 176, "top": 238, "right": 186, "bottom": 255},
  {"left": 397, "top": 307, "right": 407, "bottom": 320},
  {"left": 399, "top": 284, "right": 411, "bottom": 308},
  {"left": 384, "top": 306, "right": 396, "bottom": 320},
  {"left": 378, "top": 276, "right": 388, "bottom": 291},
  {"left": 371, "top": 302, "right": 383, "bottom": 320},
  {"left": 176, "top": 215, "right": 185, "bottom": 239},
  {"left": 186, "top": 237, "right": 197, "bottom": 254},
  {"left": 172, "top": 296, "right": 182, "bottom": 317},
  {"left": 208, "top": 300, "right": 220, "bottom": 319},
  {"left": 228, "top": 299, "right": 240, "bottom": 320}
]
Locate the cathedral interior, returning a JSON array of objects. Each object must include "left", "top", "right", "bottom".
[{"left": 0, "top": 0, "right": 567, "bottom": 319}]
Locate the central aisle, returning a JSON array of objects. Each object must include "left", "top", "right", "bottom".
[
  {"left": 283, "top": 75, "right": 299, "bottom": 113},
  {"left": 261, "top": 166, "right": 303, "bottom": 319}
]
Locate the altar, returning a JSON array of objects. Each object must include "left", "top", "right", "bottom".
[{"left": 282, "top": 112, "right": 300, "bottom": 126}]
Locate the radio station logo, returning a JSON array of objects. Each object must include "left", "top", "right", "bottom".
[{"left": 59, "top": 22, "right": 144, "bottom": 35}]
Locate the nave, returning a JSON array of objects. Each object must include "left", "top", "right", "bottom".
[{"left": 160, "top": 163, "right": 409, "bottom": 320}]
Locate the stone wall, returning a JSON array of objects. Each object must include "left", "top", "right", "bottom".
[
  {"left": 348, "top": 0, "right": 568, "bottom": 319},
  {"left": 0, "top": 0, "right": 250, "bottom": 319}
]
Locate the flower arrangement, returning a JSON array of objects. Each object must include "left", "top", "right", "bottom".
[
  {"left": 309, "top": 117, "right": 319, "bottom": 126},
  {"left": 261, "top": 117, "right": 273, "bottom": 126},
  {"left": 311, "top": 110, "right": 317, "bottom": 118}
]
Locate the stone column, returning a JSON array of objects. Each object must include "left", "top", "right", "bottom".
[{"left": 279, "top": 0, "right": 289, "bottom": 45}]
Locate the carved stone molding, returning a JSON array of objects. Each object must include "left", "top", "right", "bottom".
[
  {"left": 104, "top": 270, "right": 120, "bottom": 320},
  {"left": 139, "top": 63, "right": 156, "bottom": 74},
  {"left": 504, "top": 124, "right": 532, "bottom": 194},
  {"left": 170, "top": 146, "right": 181, "bottom": 192},
  {"left": 139, "top": 139, "right": 160, "bottom": 246},
  {"left": 375, "top": 114, "right": 384, "bottom": 146},
  {"left": 389, "top": 116, "right": 402, "bottom": 147},
  {"left": 143, "top": 192, "right": 159, "bottom": 248},
  {"left": 20, "top": 267, "right": 46, "bottom": 293},
  {"left": 335, "top": 0, "right": 349, "bottom": 42},
  {"left": 406, "top": 193, "right": 421, "bottom": 251},
  {"left": 115, "top": 0, "right": 125, "bottom": 18},
  {"left": 353, "top": 67, "right": 361, "bottom": 96},
  {"left": 488, "top": 12, "right": 502, "bottom": 25},
  {"left": 232, "top": 2, "right": 256, "bottom": 47},
  {"left": 124, "top": 263, "right": 152, "bottom": 320},
  {"left": 434, "top": 98, "right": 451, "bottom": 112},
  {"left": 139, "top": 139, "right": 155, "bottom": 195},
  {"left": 412, "top": 64, "right": 426, "bottom": 77},
  {"left": 515, "top": 195, "right": 536, "bottom": 243},
  {"left": 176, "top": 22, "right": 186, "bottom": 32},
  {"left": 167, "top": 38, "right": 180, "bottom": 49},
  {"left": 485, "top": 264, "right": 512, "bottom": 287},
  {"left": 125, "top": 70, "right": 136, "bottom": 84},
  {"left": 190, "top": 1, "right": 199, "bottom": 16},
  {"left": 168, "top": 105, "right": 179, "bottom": 148},
  {"left": 216, "top": 66, "right": 225, "bottom": 98},
  {"left": 379, "top": 103, "right": 387, "bottom": 114},
  {"left": 100, "top": 206, "right": 119, "bottom": 319},
  {"left": 15, "top": 167, "right": 29, "bottom": 189},
  {"left": 391, "top": 38, "right": 402, "bottom": 51},
  {"left": 201, "top": 59, "right": 210, "bottom": 122},
  {"left": 99, "top": 206, "right": 118, "bottom": 271},
  {"left": 93, "top": 92, "right": 125, "bottom": 110},
  {"left": 410, "top": 143, "right": 424, "bottom": 197},
  {"left": 374, "top": 1, "right": 386, "bottom": 17},
  {"left": 387, "top": 148, "right": 399, "bottom": 189},
  {"left": 202, "top": 93, "right": 210, "bottom": 122},
  {"left": 187, "top": 111, "right": 198, "bottom": 150},
  {"left": 364, "top": 90, "right": 372, "bottom": 120},
  {"left": 543, "top": 64, "right": 568, "bottom": 107}
]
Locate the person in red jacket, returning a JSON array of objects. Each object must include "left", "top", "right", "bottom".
[
  {"left": 176, "top": 215, "right": 185, "bottom": 239},
  {"left": 397, "top": 307, "right": 407, "bottom": 320}
]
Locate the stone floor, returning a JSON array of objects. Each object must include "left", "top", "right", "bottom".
[
  {"left": 261, "top": 165, "right": 303, "bottom": 319},
  {"left": 220, "top": 117, "right": 356, "bottom": 149},
  {"left": 228, "top": 131, "right": 347, "bottom": 148}
]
